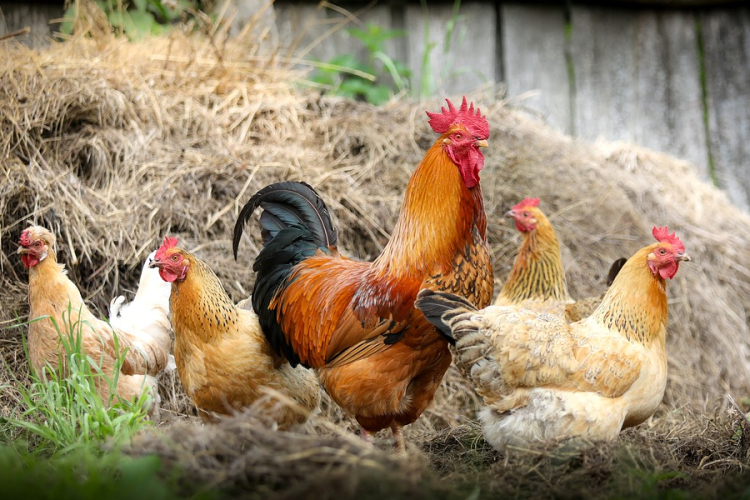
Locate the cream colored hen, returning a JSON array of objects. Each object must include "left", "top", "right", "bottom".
[
  {"left": 416, "top": 226, "right": 690, "bottom": 449},
  {"left": 18, "top": 226, "right": 172, "bottom": 416}
]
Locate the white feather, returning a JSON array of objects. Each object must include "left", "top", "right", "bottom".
[{"left": 109, "top": 251, "right": 174, "bottom": 370}]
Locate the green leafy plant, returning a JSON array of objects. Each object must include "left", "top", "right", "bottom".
[
  {"left": 61, "top": 0, "right": 202, "bottom": 40},
  {"left": 1, "top": 305, "right": 152, "bottom": 456},
  {"left": 309, "top": 24, "right": 411, "bottom": 105}
]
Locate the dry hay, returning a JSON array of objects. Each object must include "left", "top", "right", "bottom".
[{"left": 1, "top": 27, "right": 750, "bottom": 497}]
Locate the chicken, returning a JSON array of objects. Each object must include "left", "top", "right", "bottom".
[
  {"left": 18, "top": 226, "right": 171, "bottom": 416},
  {"left": 109, "top": 250, "right": 176, "bottom": 372},
  {"left": 149, "top": 237, "right": 320, "bottom": 428},
  {"left": 495, "top": 197, "right": 625, "bottom": 322},
  {"left": 232, "top": 97, "right": 494, "bottom": 450},
  {"left": 415, "top": 226, "right": 690, "bottom": 449},
  {"left": 109, "top": 250, "right": 171, "bottom": 335}
]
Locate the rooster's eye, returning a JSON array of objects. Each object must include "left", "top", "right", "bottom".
[
  {"left": 455, "top": 133, "right": 462, "bottom": 140},
  {"left": 659, "top": 249, "right": 666, "bottom": 255},
  {"left": 523, "top": 212, "right": 530, "bottom": 217}
]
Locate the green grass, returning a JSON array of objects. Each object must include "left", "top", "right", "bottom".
[
  {"left": 1, "top": 306, "right": 152, "bottom": 455},
  {"left": 0, "top": 307, "right": 206, "bottom": 500}
]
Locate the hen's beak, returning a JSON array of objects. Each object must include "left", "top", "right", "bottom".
[
  {"left": 476, "top": 139, "right": 489, "bottom": 148},
  {"left": 17, "top": 245, "right": 29, "bottom": 255},
  {"left": 149, "top": 257, "right": 161, "bottom": 269},
  {"left": 504, "top": 210, "right": 516, "bottom": 218},
  {"left": 677, "top": 252, "right": 692, "bottom": 262}
]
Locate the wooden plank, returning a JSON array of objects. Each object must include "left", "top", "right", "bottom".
[
  {"left": 701, "top": 7, "right": 750, "bottom": 211},
  {"left": 629, "top": 10, "right": 707, "bottom": 174},
  {"left": 501, "top": 3, "right": 570, "bottom": 134},
  {"left": 0, "top": 2, "right": 64, "bottom": 47},
  {"left": 570, "top": 6, "right": 708, "bottom": 175},
  {"left": 275, "top": 3, "right": 395, "bottom": 83},
  {"left": 569, "top": 6, "right": 638, "bottom": 142},
  {"left": 404, "top": 2, "right": 497, "bottom": 97}
]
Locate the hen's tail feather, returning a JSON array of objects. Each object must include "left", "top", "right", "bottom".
[
  {"left": 232, "top": 182, "right": 338, "bottom": 367},
  {"left": 232, "top": 181, "right": 338, "bottom": 259},
  {"left": 607, "top": 257, "right": 628, "bottom": 287},
  {"left": 415, "top": 289, "right": 479, "bottom": 342}
]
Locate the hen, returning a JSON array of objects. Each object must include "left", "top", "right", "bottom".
[
  {"left": 233, "top": 97, "right": 494, "bottom": 450},
  {"left": 109, "top": 250, "right": 176, "bottom": 372},
  {"left": 150, "top": 237, "right": 320, "bottom": 427},
  {"left": 109, "top": 251, "right": 171, "bottom": 335},
  {"left": 18, "top": 226, "right": 171, "bottom": 416},
  {"left": 495, "top": 197, "right": 625, "bottom": 322},
  {"left": 416, "top": 226, "right": 690, "bottom": 449}
]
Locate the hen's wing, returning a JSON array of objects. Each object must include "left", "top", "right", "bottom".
[{"left": 416, "top": 290, "right": 643, "bottom": 409}]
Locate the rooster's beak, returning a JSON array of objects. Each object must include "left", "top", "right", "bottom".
[{"left": 476, "top": 139, "right": 489, "bottom": 148}]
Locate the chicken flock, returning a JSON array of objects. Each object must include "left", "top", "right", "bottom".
[{"left": 16, "top": 97, "right": 690, "bottom": 453}]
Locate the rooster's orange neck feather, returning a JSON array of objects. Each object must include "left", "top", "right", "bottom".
[
  {"left": 589, "top": 244, "right": 669, "bottom": 345},
  {"left": 374, "top": 138, "right": 485, "bottom": 280}
]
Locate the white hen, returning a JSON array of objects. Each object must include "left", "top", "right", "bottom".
[{"left": 109, "top": 250, "right": 175, "bottom": 391}]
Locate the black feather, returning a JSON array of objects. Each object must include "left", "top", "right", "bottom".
[
  {"left": 233, "top": 181, "right": 337, "bottom": 259},
  {"left": 607, "top": 257, "right": 628, "bottom": 287},
  {"left": 233, "top": 182, "right": 338, "bottom": 367},
  {"left": 414, "top": 289, "right": 478, "bottom": 343}
]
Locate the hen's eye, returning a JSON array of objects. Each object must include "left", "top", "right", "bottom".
[
  {"left": 523, "top": 212, "right": 530, "bottom": 217},
  {"left": 171, "top": 255, "right": 179, "bottom": 261},
  {"left": 34, "top": 241, "right": 41, "bottom": 247},
  {"left": 659, "top": 249, "right": 666, "bottom": 255},
  {"left": 455, "top": 133, "right": 463, "bottom": 140}
]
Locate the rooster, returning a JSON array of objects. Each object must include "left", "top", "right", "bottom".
[
  {"left": 18, "top": 226, "right": 171, "bottom": 416},
  {"left": 150, "top": 237, "right": 320, "bottom": 428},
  {"left": 495, "top": 197, "right": 626, "bottom": 322},
  {"left": 416, "top": 226, "right": 690, "bottom": 449},
  {"left": 232, "top": 97, "right": 494, "bottom": 450}
]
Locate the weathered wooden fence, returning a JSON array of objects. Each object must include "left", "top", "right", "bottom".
[
  {"left": 275, "top": 1, "right": 750, "bottom": 211},
  {"left": 2, "top": 1, "right": 749, "bottom": 210}
]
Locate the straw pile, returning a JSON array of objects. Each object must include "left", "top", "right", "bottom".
[{"left": 2, "top": 24, "right": 750, "bottom": 497}]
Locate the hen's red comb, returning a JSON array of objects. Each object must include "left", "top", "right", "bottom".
[
  {"left": 19, "top": 230, "right": 31, "bottom": 247},
  {"left": 155, "top": 236, "right": 179, "bottom": 260},
  {"left": 512, "top": 197, "right": 541, "bottom": 211},
  {"left": 426, "top": 96, "right": 490, "bottom": 139},
  {"left": 652, "top": 226, "right": 685, "bottom": 253}
]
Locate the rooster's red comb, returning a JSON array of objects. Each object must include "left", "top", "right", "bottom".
[
  {"left": 426, "top": 96, "right": 490, "bottom": 139},
  {"left": 652, "top": 226, "right": 685, "bottom": 253},
  {"left": 155, "top": 236, "right": 179, "bottom": 260},
  {"left": 512, "top": 197, "right": 541, "bottom": 211}
]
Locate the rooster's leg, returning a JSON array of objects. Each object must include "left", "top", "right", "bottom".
[{"left": 390, "top": 423, "right": 405, "bottom": 453}]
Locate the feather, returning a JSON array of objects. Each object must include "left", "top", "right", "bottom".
[
  {"left": 233, "top": 181, "right": 338, "bottom": 259},
  {"left": 607, "top": 257, "right": 628, "bottom": 287},
  {"left": 415, "top": 289, "right": 478, "bottom": 342}
]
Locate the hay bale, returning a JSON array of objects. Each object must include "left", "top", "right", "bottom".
[{"left": 2, "top": 31, "right": 750, "bottom": 493}]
